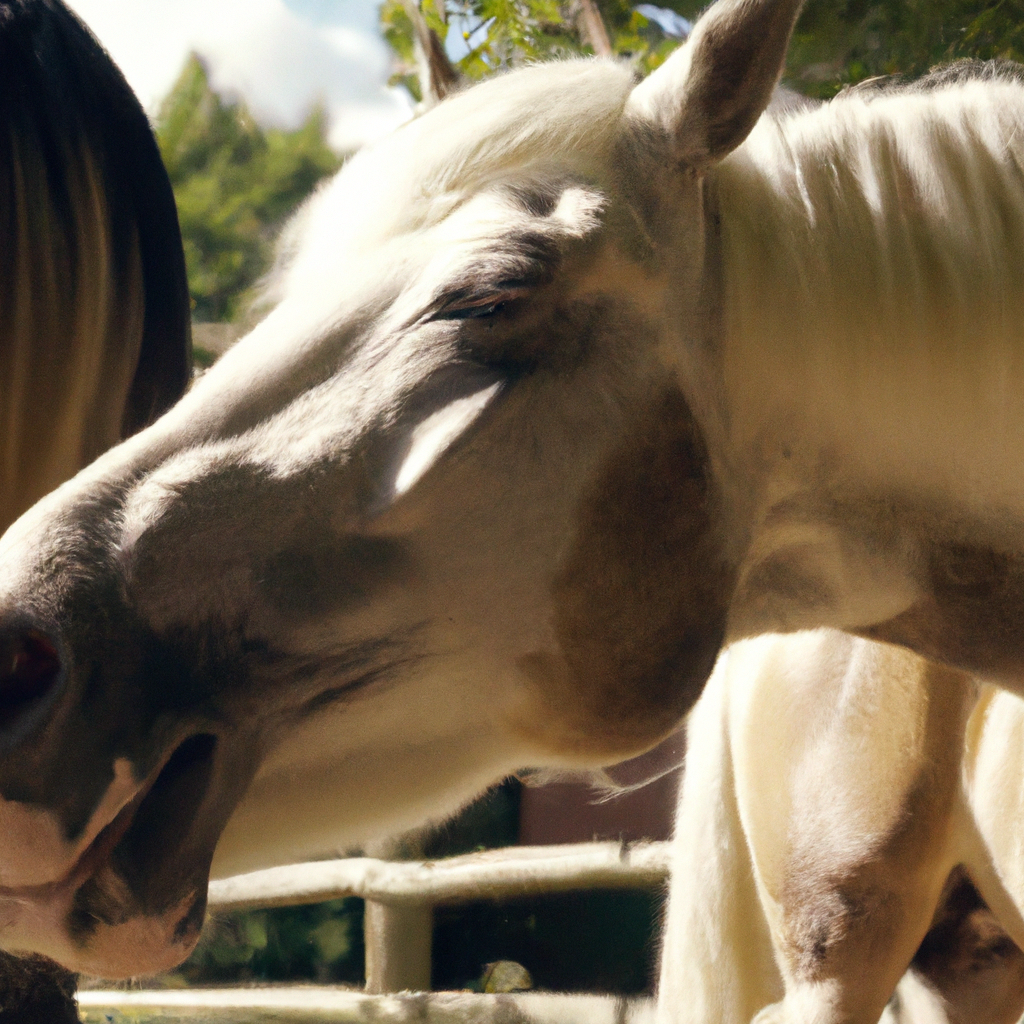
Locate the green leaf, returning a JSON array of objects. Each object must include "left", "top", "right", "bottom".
[
  {"left": 155, "top": 56, "right": 342, "bottom": 322},
  {"left": 382, "top": 0, "right": 1024, "bottom": 106}
]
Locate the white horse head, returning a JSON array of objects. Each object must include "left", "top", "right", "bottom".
[{"left": 7, "top": 0, "right": 1024, "bottom": 981}]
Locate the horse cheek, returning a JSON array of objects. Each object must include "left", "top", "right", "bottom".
[{"left": 516, "top": 386, "right": 732, "bottom": 761}]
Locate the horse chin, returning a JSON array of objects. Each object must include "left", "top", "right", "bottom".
[
  {"left": 65, "top": 886, "right": 206, "bottom": 978},
  {"left": 0, "top": 864, "right": 205, "bottom": 978},
  {"left": 0, "top": 731, "right": 223, "bottom": 976}
]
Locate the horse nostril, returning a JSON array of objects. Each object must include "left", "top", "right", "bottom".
[{"left": 0, "top": 628, "right": 62, "bottom": 731}]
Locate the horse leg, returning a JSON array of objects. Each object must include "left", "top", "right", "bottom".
[
  {"left": 768, "top": 872, "right": 1024, "bottom": 1024},
  {"left": 907, "top": 869, "right": 1024, "bottom": 1024},
  {"left": 740, "top": 650, "right": 976, "bottom": 1024},
  {"left": 748, "top": 855, "right": 956, "bottom": 1024},
  {"left": 656, "top": 660, "right": 783, "bottom": 1024}
]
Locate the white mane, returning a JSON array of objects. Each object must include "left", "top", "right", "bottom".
[
  {"left": 723, "top": 75, "right": 1024, "bottom": 350},
  {"left": 716, "top": 74, "right": 1024, "bottom": 560},
  {"left": 270, "top": 60, "right": 635, "bottom": 312}
]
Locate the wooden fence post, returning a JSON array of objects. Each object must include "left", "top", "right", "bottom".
[{"left": 363, "top": 900, "right": 433, "bottom": 993}]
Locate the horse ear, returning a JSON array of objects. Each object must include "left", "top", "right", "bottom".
[
  {"left": 626, "top": 0, "right": 804, "bottom": 167},
  {"left": 404, "top": 0, "right": 461, "bottom": 108}
]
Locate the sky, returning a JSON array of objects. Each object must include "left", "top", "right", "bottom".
[{"left": 65, "top": 0, "right": 415, "bottom": 152}]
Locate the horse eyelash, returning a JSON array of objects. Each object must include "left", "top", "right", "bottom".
[
  {"left": 430, "top": 280, "right": 536, "bottom": 323},
  {"left": 435, "top": 299, "right": 509, "bottom": 321}
]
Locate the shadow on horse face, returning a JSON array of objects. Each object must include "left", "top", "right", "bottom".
[{"left": 0, "top": 0, "right": 806, "bottom": 977}]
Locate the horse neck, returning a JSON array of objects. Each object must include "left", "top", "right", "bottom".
[
  {"left": 703, "top": 85, "right": 1024, "bottom": 645},
  {"left": 712, "top": 84, "right": 1024, "bottom": 517}
]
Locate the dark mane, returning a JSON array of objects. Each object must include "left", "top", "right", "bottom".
[{"left": 0, "top": 0, "right": 190, "bottom": 438}]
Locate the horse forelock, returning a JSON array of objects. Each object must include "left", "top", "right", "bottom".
[
  {"left": 263, "top": 61, "right": 634, "bottom": 303},
  {"left": 197, "top": 159, "right": 615, "bottom": 476}
]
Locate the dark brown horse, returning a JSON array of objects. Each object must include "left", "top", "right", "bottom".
[{"left": 0, "top": 0, "right": 190, "bottom": 1010}]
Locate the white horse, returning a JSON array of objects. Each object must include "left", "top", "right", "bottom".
[
  {"left": 660, "top": 633, "right": 1024, "bottom": 1024},
  {"left": 0, "top": 0, "right": 1023, "bottom": 979}
]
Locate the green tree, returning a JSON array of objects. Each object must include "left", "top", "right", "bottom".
[
  {"left": 380, "top": 0, "right": 689, "bottom": 97},
  {"left": 155, "top": 56, "right": 342, "bottom": 323},
  {"left": 382, "top": 0, "right": 1024, "bottom": 101},
  {"left": 790, "top": 0, "right": 1024, "bottom": 97}
]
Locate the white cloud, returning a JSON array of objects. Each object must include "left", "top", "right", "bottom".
[{"left": 65, "top": 0, "right": 413, "bottom": 151}]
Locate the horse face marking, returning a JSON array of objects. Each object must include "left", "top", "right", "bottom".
[
  {"left": 393, "top": 382, "right": 503, "bottom": 495},
  {"left": 517, "top": 385, "right": 731, "bottom": 757}
]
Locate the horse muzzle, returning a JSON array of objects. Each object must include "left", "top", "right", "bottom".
[
  {"left": 0, "top": 730, "right": 221, "bottom": 975},
  {"left": 0, "top": 863, "right": 205, "bottom": 977},
  {"left": 0, "top": 616, "right": 228, "bottom": 975}
]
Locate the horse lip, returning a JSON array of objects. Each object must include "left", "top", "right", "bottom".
[
  {"left": 0, "top": 735, "right": 214, "bottom": 975},
  {"left": 0, "top": 736, "right": 191, "bottom": 902},
  {"left": 0, "top": 728, "right": 221, "bottom": 973},
  {"left": 0, "top": 775, "right": 148, "bottom": 906}
]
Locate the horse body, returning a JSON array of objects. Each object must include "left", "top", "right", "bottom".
[
  {"left": 0, "top": 0, "right": 190, "bottom": 527},
  {"left": 658, "top": 631, "right": 1024, "bottom": 1024},
  {"left": 0, "top": 0, "right": 1023, "bottom": 979}
]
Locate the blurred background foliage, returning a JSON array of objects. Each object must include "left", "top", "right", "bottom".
[
  {"left": 162, "top": 1, "right": 1024, "bottom": 329},
  {"left": 380, "top": 0, "right": 1024, "bottom": 102},
  {"left": 153, "top": 0, "right": 1024, "bottom": 987},
  {"left": 155, "top": 56, "right": 341, "bottom": 324},
  {"left": 175, "top": 898, "right": 365, "bottom": 986},
  {"left": 380, "top": 0, "right": 688, "bottom": 99},
  {"left": 789, "top": 0, "right": 1024, "bottom": 97}
]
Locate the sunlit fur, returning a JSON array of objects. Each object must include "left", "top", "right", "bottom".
[
  {"left": 259, "top": 59, "right": 634, "bottom": 331},
  {"left": 658, "top": 633, "right": 1024, "bottom": 1024},
  {"left": 2, "top": 0, "right": 1024, "bottom": 981},
  {"left": 718, "top": 77, "right": 1024, "bottom": 642}
]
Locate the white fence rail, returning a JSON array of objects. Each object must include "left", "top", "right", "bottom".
[
  {"left": 210, "top": 840, "right": 671, "bottom": 993},
  {"left": 208, "top": 841, "right": 672, "bottom": 909},
  {"left": 78, "top": 988, "right": 656, "bottom": 1023},
  {"left": 82, "top": 841, "right": 671, "bottom": 1021}
]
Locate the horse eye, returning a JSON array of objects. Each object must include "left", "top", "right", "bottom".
[
  {"left": 435, "top": 284, "right": 531, "bottom": 323},
  {"left": 438, "top": 299, "right": 507, "bottom": 321},
  {"left": 471, "top": 301, "right": 506, "bottom": 318}
]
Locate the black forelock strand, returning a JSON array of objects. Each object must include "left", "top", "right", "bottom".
[{"left": 0, "top": 0, "right": 191, "bottom": 437}]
